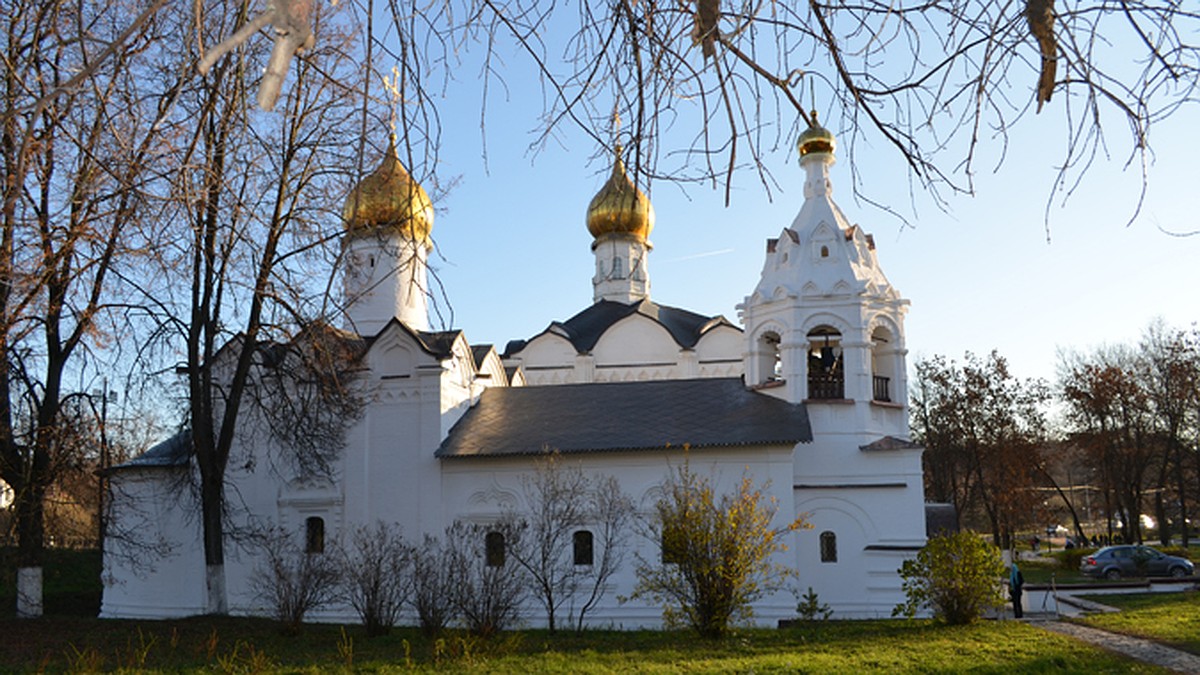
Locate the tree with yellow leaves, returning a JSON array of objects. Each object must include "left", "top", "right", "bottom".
[{"left": 629, "top": 460, "right": 805, "bottom": 639}]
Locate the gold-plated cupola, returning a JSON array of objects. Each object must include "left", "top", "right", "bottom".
[
  {"left": 586, "top": 144, "right": 655, "bottom": 242},
  {"left": 797, "top": 111, "right": 836, "bottom": 158},
  {"left": 343, "top": 137, "right": 434, "bottom": 244}
]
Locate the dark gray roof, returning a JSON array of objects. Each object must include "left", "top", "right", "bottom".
[
  {"left": 860, "top": 436, "right": 922, "bottom": 452},
  {"left": 416, "top": 329, "right": 462, "bottom": 360},
  {"left": 503, "top": 299, "right": 739, "bottom": 357},
  {"left": 471, "top": 344, "right": 494, "bottom": 370},
  {"left": 110, "top": 430, "right": 192, "bottom": 472},
  {"left": 925, "top": 503, "right": 959, "bottom": 537},
  {"left": 437, "top": 377, "right": 811, "bottom": 458}
]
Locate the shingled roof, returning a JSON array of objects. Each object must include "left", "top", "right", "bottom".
[
  {"left": 110, "top": 430, "right": 192, "bottom": 472},
  {"left": 437, "top": 377, "right": 811, "bottom": 458},
  {"left": 503, "top": 299, "right": 738, "bottom": 357}
]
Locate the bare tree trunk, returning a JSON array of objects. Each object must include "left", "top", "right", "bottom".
[
  {"left": 1040, "top": 466, "right": 1088, "bottom": 541},
  {"left": 200, "top": 466, "right": 227, "bottom": 614},
  {"left": 14, "top": 481, "right": 45, "bottom": 617}
]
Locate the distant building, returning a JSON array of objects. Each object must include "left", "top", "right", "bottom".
[{"left": 102, "top": 116, "right": 926, "bottom": 624}]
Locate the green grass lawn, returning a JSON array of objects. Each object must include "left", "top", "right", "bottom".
[
  {"left": 0, "top": 616, "right": 1173, "bottom": 673},
  {"left": 0, "top": 549, "right": 1183, "bottom": 673},
  {"left": 1075, "top": 591, "right": 1200, "bottom": 655}
]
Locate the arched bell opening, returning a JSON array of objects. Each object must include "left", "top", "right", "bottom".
[
  {"left": 806, "top": 326, "right": 843, "bottom": 399},
  {"left": 870, "top": 325, "right": 898, "bottom": 403},
  {"left": 754, "top": 330, "right": 783, "bottom": 386}
]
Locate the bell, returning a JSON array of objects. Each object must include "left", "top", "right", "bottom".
[{"left": 821, "top": 346, "right": 836, "bottom": 370}]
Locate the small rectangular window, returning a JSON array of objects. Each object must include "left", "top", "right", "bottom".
[{"left": 573, "top": 530, "right": 594, "bottom": 566}]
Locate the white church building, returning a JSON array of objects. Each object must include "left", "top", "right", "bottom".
[{"left": 101, "top": 116, "right": 927, "bottom": 625}]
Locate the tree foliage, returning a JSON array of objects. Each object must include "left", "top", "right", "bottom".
[
  {"left": 912, "top": 351, "right": 1049, "bottom": 547},
  {"left": 138, "top": 0, "right": 372, "bottom": 614},
  {"left": 0, "top": 0, "right": 183, "bottom": 616},
  {"left": 1059, "top": 324, "right": 1200, "bottom": 546},
  {"left": 630, "top": 461, "right": 802, "bottom": 639},
  {"left": 893, "top": 531, "right": 1005, "bottom": 625}
]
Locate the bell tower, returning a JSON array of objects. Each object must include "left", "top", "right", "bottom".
[
  {"left": 341, "top": 138, "right": 434, "bottom": 335},
  {"left": 739, "top": 112, "right": 909, "bottom": 436}
]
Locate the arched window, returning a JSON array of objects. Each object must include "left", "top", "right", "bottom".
[
  {"left": 574, "top": 530, "right": 594, "bottom": 566},
  {"left": 807, "top": 326, "right": 844, "bottom": 399},
  {"left": 820, "top": 245, "right": 829, "bottom": 258},
  {"left": 485, "top": 531, "right": 506, "bottom": 567},
  {"left": 820, "top": 531, "right": 837, "bottom": 563},
  {"left": 611, "top": 256, "right": 623, "bottom": 278},
  {"left": 756, "top": 331, "right": 782, "bottom": 385},
  {"left": 305, "top": 517, "right": 325, "bottom": 554}
]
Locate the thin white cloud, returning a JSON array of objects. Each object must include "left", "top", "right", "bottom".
[{"left": 662, "top": 248, "right": 736, "bottom": 263}]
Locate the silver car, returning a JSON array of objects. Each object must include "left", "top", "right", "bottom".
[{"left": 1080, "top": 545, "right": 1194, "bottom": 580}]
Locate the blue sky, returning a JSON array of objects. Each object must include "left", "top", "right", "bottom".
[{"left": 403, "top": 47, "right": 1199, "bottom": 386}]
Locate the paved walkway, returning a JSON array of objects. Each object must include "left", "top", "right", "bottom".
[
  {"left": 1009, "top": 585, "right": 1200, "bottom": 673},
  {"left": 1036, "top": 620, "right": 1200, "bottom": 674}
]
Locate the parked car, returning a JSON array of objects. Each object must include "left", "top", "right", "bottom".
[{"left": 1079, "top": 545, "right": 1194, "bottom": 580}]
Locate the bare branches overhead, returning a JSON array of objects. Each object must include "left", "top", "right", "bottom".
[{"left": 415, "top": 0, "right": 1198, "bottom": 209}]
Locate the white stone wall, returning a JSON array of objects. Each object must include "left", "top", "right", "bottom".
[
  {"left": 343, "top": 233, "right": 430, "bottom": 335},
  {"left": 101, "top": 471, "right": 207, "bottom": 618},
  {"left": 592, "top": 234, "right": 652, "bottom": 304}
]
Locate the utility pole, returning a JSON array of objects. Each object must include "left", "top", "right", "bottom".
[{"left": 94, "top": 380, "right": 115, "bottom": 550}]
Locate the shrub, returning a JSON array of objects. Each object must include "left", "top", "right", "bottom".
[
  {"left": 629, "top": 462, "right": 803, "bottom": 639},
  {"left": 893, "top": 531, "right": 1005, "bottom": 625},
  {"left": 250, "top": 528, "right": 340, "bottom": 634},
  {"left": 341, "top": 522, "right": 410, "bottom": 637},
  {"left": 446, "top": 519, "right": 527, "bottom": 637},
  {"left": 411, "top": 533, "right": 457, "bottom": 637},
  {"left": 795, "top": 587, "right": 832, "bottom": 622},
  {"left": 505, "top": 453, "right": 635, "bottom": 633},
  {"left": 1051, "top": 547, "right": 1094, "bottom": 571}
]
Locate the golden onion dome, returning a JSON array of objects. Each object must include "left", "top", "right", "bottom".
[
  {"left": 797, "top": 111, "right": 836, "bottom": 158},
  {"left": 342, "top": 139, "right": 434, "bottom": 243},
  {"left": 586, "top": 145, "right": 655, "bottom": 241}
]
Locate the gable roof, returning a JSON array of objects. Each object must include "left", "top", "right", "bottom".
[
  {"left": 859, "top": 436, "right": 922, "bottom": 452},
  {"left": 437, "top": 377, "right": 811, "bottom": 458},
  {"left": 413, "top": 329, "right": 462, "bottom": 360},
  {"left": 503, "top": 299, "right": 739, "bottom": 357}
]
